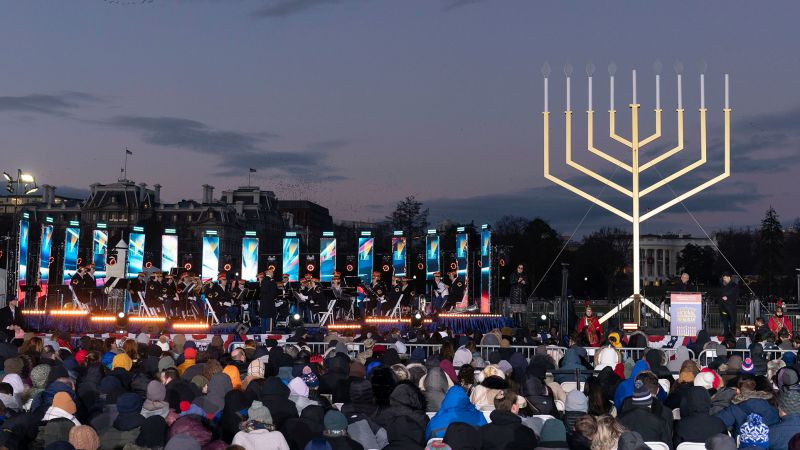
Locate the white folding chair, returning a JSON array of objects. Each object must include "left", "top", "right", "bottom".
[
  {"left": 204, "top": 297, "right": 220, "bottom": 324},
  {"left": 672, "top": 407, "right": 681, "bottom": 420},
  {"left": 676, "top": 443, "right": 706, "bottom": 450},
  {"left": 646, "top": 442, "right": 671, "bottom": 450},
  {"left": 560, "top": 381, "right": 578, "bottom": 393},
  {"left": 658, "top": 378, "right": 671, "bottom": 394}
]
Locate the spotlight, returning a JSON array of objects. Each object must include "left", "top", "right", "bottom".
[
  {"left": 2, "top": 172, "right": 11, "bottom": 182},
  {"left": 25, "top": 187, "right": 38, "bottom": 195},
  {"left": 288, "top": 312, "right": 304, "bottom": 329},
  {"left": 293, "top": 313, "right": 301, "bottom": 321},
  {"left": 20, "top": 173, "right": 35, "bottom": 183},
  {"left": 540, "top": 314, "right": 547, "bottom": 321},
  {"left": 116, "top": 311, "right": 129, "bottom": 328},
  {"left": 411, "top": 311, "right": 423, "bottom": 328}
]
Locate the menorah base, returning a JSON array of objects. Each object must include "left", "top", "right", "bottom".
[{"left": 598, "top": 295, "right": 671, "bottom": 325}]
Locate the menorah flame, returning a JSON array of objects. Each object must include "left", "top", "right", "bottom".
[{"left": 542, "top": 62, "right": 732, "bottom": 325}]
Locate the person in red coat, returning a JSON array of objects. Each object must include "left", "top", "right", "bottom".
[
  {"left": 577, "top": 306, "right": 603, "bottom": 346},
  {"left": 768, "top": 305, "right": 793, "bottom": 336}
]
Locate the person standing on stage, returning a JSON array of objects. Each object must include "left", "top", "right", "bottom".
[
  {"left": 0, "top": 298, "right": 25, "bottom": 342},
  {"left": 576, "top": 305, "right": 603, "bottom": 346},
  {"left": 258, "top": 267, "right": 277, "bottom": 332},
  {"left": 430, "top": 272, "right": 449, "bottom": 313},
  {"left": 675, "top": 272, "right": 695, "bottom": 292},
  {"left": 509, "top": 264, "right": 529, "bottom": 305},
  {"left": 719, "top": 272, "right": 739, "bottom": 336},
  {"left": 447, "top": 270, "right": 465, "bottom": 310},
  {"left": 769, "top": 304, "right": 793, "bottom": 336}
]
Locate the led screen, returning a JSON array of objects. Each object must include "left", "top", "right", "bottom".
[
  {"left": 357, "top": 237, "right": 374, "bottom": 284},
  {"left": 391, "top": 237, "right": 407, "bottom": 278},
  {"left": 320, "top": 237, "right": 336, "bottom": 282},
  {"left": 282, "top": 237, "right": 300, "bottom": 282},
  {"left": 161, "top": 235, "right": 178, "bottom": 273},
  {"left": 63, "top": 227, "right": 80, "bottom": 282},
  {"left": 202, "top": 236, "right": 220, "bottom": 279},
  {"left": 127, "top": 232, "right": 146, "bottom": 278},
  {"left": 242, "top": 237, "right": 259, "bottom": 282}
]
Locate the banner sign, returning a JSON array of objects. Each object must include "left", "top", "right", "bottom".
[
  {"left": 39, "top": 225, "right": 53, "bottom": 284},
  {"left": 320, "top": 237, "right": 336, "bottom": 282},
  {"left": 63, "top": 227, "right": 80, "bottom": 282},
  {"left": 426, "top": 235, "right": 440, "bottom": 280},
  {"left": 391, "top": 236, "right": 407, "bottom": 278},
  {"left": 242, "top": 237, "right": 259, "bottom": 282},
  {"left": 456, "top": 233, "right": 468, "bottom": 276},
  {"left": 357, "top": 237, "right": 374, "bottom": 284},
  {"left": 480, "top": 229, "right": 491, "bottom": 313},
  {"left": 127, "top": 232, "right": 146, "bottom": 278},
  {"left": 93, "top": 230, "right": 108, "bottom": 280},
  {"left": 282, "top": 237, "right": 300, "bottom": 282},
  {"left": 161, "top": 235, "right": 178, "bottom": 274},
  {"left": 670, "top": 292, "right": 703, "bottom": 336},
  {"left": 17, "top": 219, "right": 29, "bottom": 302},
  {"left": 202, "top": 236, "right": 220, "bottom": 279}
]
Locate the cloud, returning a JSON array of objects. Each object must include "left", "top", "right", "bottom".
[
  {"left": 107, "top": 114, "right": 346, "bottom": 180},
  {"left": 442, "top": 0, "right": 486, "bottom": 11},
  {"left": 252, "top": 0, "right": 347, "bottom": 18},
  {"left": 0, "top": 91, "right": 103, "bottom": 117}
]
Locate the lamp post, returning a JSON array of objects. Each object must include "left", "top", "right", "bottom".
[{"left": 3, "top": 170, "right": 38, "bottom": 196}]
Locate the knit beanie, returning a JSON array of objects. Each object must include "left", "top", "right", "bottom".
[
  {"left": 740, "top": 358, "right": 755, "bottom": 374},
  {"left": 135, "top": 333, "right": 150, "bottom": 345},
  {"left": 539, "top": 419, "right": 567, "bottom": 443},
  {"left": 68, "top": 425, "right": 100, "bottom": 450},
  {"left": 147, "top": 380, "right": 166, "bottom": 402},
  {"left": 112, "top": 353, "right": 133, "bottom": 371},
  {"left": 53, "top": 391, "right": 77, "bottom": 415},
  {"left": 31, "top": 364, "right": 51, "bottom": 388},
  {"left": 248, "top": 400, "right": 273, "bottom": 425},
  {"left": 324, "top": 410, "right": 348, "bottom": 432},
  {"left": 172, "top": 334, "right": 186, "bottom": 353},
  {"left": 694, "top": 369, "right": 721, "bottom": 390},
  {"left": 739, "top": 413, "right": 769, "bottom": 448},
  {"left": 3, "top": 357, "right": 23, "bottom": 375},
  {"left": 565, "top": 389, "right": 589, "bottom": 413},
  {"left": 617, "top": 431, "right": 648, "bottom": 450},
  {"left": 158, "top": 356, "right": 176, "bottom": 372},
  {"left": 631, "top": 380, "right": 653, "bottom": 407},
  {"left": 248, "top": 359, "right": 265, "bottom": 379},
  {"left": 165, "top": 434, "right": 200, "bottom": 450},
  {"left": 117, "top": 392, "right": 144, "bottom": 414},
  {"left": 289, "top": 377, "right": 309, "bottom": 397},
  {"left": 222, "top": 365, "right": 242, "bottom": 390},
  {"left": 779, "top": 389, "right": 800, "bottom": 415},
  {"left": 453, "top": 347, "right": 472, "bottom": 367},
  {"left": 190, "top": 375, "right": 208, "bottom": 391},
  {"left": 302, "top": 366, "right": 319, "bottom": 388},
  {"left": 183, "top": 347, "right": 197, "bottom": 360}
]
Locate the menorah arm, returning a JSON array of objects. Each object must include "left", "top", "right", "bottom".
[
  {"left": 609, "top": 110, "right": 633, "bottom": 148},
  {"left": 640, "top": 109, "right": 706, "bottom": 197},
  {"left": 638, "top": 109, "right": 663, "bottom": 148},
  {"left": 587, "top": 111, "right": 633, "bottom": 172},
  {"left": 640, "top": 109, "right": 685, "bottom": 171},
  {"left": 640, "top": 108, "right": 731, "bottom": 222},
  {"left": 543, "top": 112, "right": 634, "bottom": 223},
  {"left": 567, "top": 112, "right": 633, "bottom": 197}
]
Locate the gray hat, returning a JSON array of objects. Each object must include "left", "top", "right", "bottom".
[
  {"left": 779, "top": 389, "right": 800, "bottom": 415},
  {"left": 324, "top": 410, "right": 348, "bottom": 432},
  {"left": 158, "top": 356, "right": 176, "bottom": 372},
  {"left": 565, "top": 389, "right": 588, "bottom": 413},
  {"left": 248, "top": 400, "right": 273, "bottom": 424}
]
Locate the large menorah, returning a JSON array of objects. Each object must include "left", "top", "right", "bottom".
[{"left": 542, "top": 62, "right": 731, "bottom": 325}]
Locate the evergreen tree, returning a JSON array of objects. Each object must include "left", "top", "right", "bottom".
[
  {"left": 758, "top": 206, "right": 784, "bottom": 295},
  {"left": 386, "top": 196, "right": 429, "bottom": 241}
]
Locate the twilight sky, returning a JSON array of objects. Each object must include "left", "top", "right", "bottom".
[{"left": 1, "top": 0, "right": 799, "bottom": 236}]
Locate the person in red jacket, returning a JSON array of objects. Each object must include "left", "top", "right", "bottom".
[
  {"left": 769, "top": 305, "right": 793, "bottom": 336},
  {"left": 577, "top": 306, "right": 603, "bottom": 347}
]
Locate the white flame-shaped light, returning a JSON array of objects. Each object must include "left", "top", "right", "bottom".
[
  {"left": 608, "top": 62, "right": 617, "bottom": 76},
  {"left": 653, "top": 59, "right": 663, "bottom": 75},
  {"left": 541, "top": 62, "right": 551, "bottom": 78},
  {"left": 586, "top": 62, "right": 596, "bottom": 76}
]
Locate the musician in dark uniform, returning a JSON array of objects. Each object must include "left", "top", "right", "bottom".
[
  {"left": 375, "top": 285, "right": 391, "bottom": 315},
  {"left": 675, "top": 272, "right": 696, "bottom": 292},
  {"left": 163, "top": 274, "right": 178, "bottom": 316},
  {"left": 0, "top": 298, "right": 25, "bottom": 342},
  {"left": 400, "top": 277, "right": 415, "bottom": 305},
  {"left": 258, "top": 267, "right": 277, "bottom": 332},
  {"left": 388, "top": 277, "right": 403, "bottom": 313},
  {"left": 203, "top": 275, "right": 228, "bottom": 321},
  {"left": 447, "top": 271, "right": 466, "bottom": 311},
  {"left": 719, "top": 272, "right": 739, "bottom": 336},
  {"left": 429, "top": 272, "right": 449, "bottom": 313},
  {"left": 305, "top": 278, "right": 326, "bottom": 321},
  {"left": 70, "top": 267, "right": 88, "bottom": 307},
  {"left": 144, "top": 272, "right": 163, "bottom": 313}
]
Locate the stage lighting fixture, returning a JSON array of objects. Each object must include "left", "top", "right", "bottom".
[
  {"left": 411, "top": 311, "right": 423, "bottom": 328},
  {"left": 25, "top": 187, "right": 39, "bottom": 194},
  {"left": 20, "top": 173, "right": 34, "bottom": 183},
  {"left": 293, "top": 313, "right": 301, "bottom": 321},
  {"left": 116, "top": 311, "right": 129, "bottom": 328},
  {"left": 2, "top": 172, "right": 11, "bottom": 182},
  {"left": 288, "top": 313, "right": 304, "bottom": 329},
  {"left": 622, "top": 322, "right": 639, "bottom": 332},
  {"left": 540, "top": 314, "right": 547, "bottom": 321}
]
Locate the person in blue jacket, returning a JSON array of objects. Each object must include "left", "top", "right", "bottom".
[
  {"left": 715, "top": 377, "right": 779, "bottom": 436},
  {"left": 614, "top": 359, "right": 649, "bottom": 409},
  {"left": 769, "top": 388, "right": 800, "bottom": 450},
  {"left": 426, "top": 385, "right": 487, "bottom": 440}
]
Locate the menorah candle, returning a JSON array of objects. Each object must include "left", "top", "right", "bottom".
[
  {"left": 610, "top": 75, "right": 615, "bottom": 110},
  {"left": 544, "top": 77, "right": 549, "bottom": 112},
  {"left": 656, "top": 74, "right": 660, "bottom": 110},
  {"left": 677, "top": 74, "right": 682, "bottom": 110},
  {"left": 588, "top": 76, "right": 593, "bottom": 111},
  {"left": 725, "top": 74, "right": 729, "bottom": 109},
  {"left": 566, "top": 76, "right": 571, "bottom": 111},
  {"left": 632, "top": 70, "right": 637, "bottom": 104},
  {"left": 700, "top": 73, "right": 705, "bottom": 109}
]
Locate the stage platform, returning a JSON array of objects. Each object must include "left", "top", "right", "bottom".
[{"left": 21, "top": 310, "right": 513, "bottom": 336}]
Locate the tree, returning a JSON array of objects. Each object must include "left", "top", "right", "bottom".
[
  {"left": 574, "top": 228, "right": 629, "bottom": 299},
  {"left": 386, "top": 196, "right": 429, "bottom": 240},
  {"left": 758, "top": 206, "right": 784, "bottom": 296},
  {"left": 677, "top": 243, "right": 716, "bottom": 286},
  {"left": 713, "top": 227, "right": 756, "bottom": 277}
]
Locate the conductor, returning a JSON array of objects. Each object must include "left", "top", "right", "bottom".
[
  {"left": 258, "top": 267, "right": 278, "bottom": 333},
  {"left": 719, "top": 272, "right": 739, "bottom": 336}
]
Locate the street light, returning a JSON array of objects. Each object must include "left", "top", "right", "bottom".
[
  {"left": 19, "top": 173, "right": 34, "bottom": 183},
  {"left": 3, "top": 169, "right": 37, "bottom": 195}
]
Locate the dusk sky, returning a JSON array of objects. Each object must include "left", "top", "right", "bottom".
[{"left": 2, "top": 1, "right": 799, "bottom": 236}]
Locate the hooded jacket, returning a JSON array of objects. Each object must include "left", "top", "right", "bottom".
[
  {"left": 554, "top": 348, "right": 588, "bottom": 383},
  {"left": 280, "top": 405, "right": 325, "bottom": 450},
  {"left": 617, "top": 395, "right": 673, "bottom": 449},
  {"left": 480, "top": 410, "right": 538, "bottom": 450},
  {"left": 260, "top": 377, "right": 299, "bottom": 429},
  {"left": 715, "top": 389, "right": 780, "bottom": 433},
  {"left": 383, "top": 415, "right": 426, "bottom": 450},
  {"left": 613, "top": 359, "right": 649, "bottom": 408},
  {"left": 426, "top": 386, "right": 487, "bottom": 440},
  {"left": 193, "top": 373, "right": 232, "bottom": 417},
  {"left": 421, "top": 367, "right": 450, "bottom": 412},
  {"left": 674, "top": 386, "right": 728, "bottom": 447},
  {"left": 375, "top": 382, "right": 429, "bottom": 437}
]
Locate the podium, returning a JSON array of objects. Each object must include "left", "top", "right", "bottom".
[{"left": 669, "top": 292, "right": 703, "bottom": 336}]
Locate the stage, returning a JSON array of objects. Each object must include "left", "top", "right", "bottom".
[{"left": 20, "top": 309, "right": 513, "bottom": 336}]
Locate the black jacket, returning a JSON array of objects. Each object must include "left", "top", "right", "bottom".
[
  {"left": 479, "top": 410, "right": 539, "bottom": 450},
  {"left": 0, "top": 306, "right": 24, "bottom": 341},
  {"left": 259, "top": 377, "right": 298, "bottom": 429},
  {"left": 259, "top": 275, "right": 278, "bottom": 318},
  {"left": 617, "top": 398, "right": 673, "bottom": 449},
  {"left": 375, "top": 383, "right": 428, "bottom": 441},
  {"left": 674, "top": 386, "right": 727, "bottom": 447},
  {"left": 719, "top": 281, "right": 739, "bottom": 312}
]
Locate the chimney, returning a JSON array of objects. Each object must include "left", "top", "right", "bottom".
[
  {"left": 138, "top": 183, "right": 148, "bottom": 202},
  {"left": 202, "top": 185, "right": 214, "bottom": 204},
  {"left": 153, "top": 184, "right": 162, "bottom": 204}
]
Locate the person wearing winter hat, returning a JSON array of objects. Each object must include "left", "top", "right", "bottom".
[
  {"left": 112, "top": 353, "right": 133, "bottom": 372},
  {"left": 177, "top": 347, "right": 197, "bottom": 376},
  {"left": 322, "top": 410, "right": 362, "bottom": 450},
  {"left": 616, "top": 431, "right": 649, "bottom": 450},
  {"left": 535, "top": 418, "right": 569, "bottom": 450},
  {"left": 135, "top": 415, "right": 169, "bottom": 449},
  {"left": 453, "top": 347, "right": 472, "bottom": 368},
  {"left": 693, "top": 368, "right": 722, "bottom": 391},
  {"left": 563, "top": 389, "right": 589, "bottom": 432},
  {"left": 741, "top": 357, "right": 756, "bottom": 375},
  {"left": 141, "top": 379, "right": 170, "bottom": 418},
  {"left": 165, "top": 434, "right": 201, "bottom": 450},
  {"left": 674, "top": 386, "right": 727, "bottom": 447},
  {"left": 617, "top": 380, "right": 672, "bottom": 445},
  {"left": 769, "top": 388, "right": 800, "bottom": 450},
  {"left": 99, "top": 392, "right": 145, "bottom": 449},
  {"left": 68, "top": 425, "right": 100, "bottom": 450},
  {"left": 289, "top": 376, "right": 319, "bottom": 414},
  {"left": 158, "top": 355, "right": 176, "bottom": 372},
  {"left": 231, "top": 401, "right": 290, "bottom": 450},
  {"left": 222, "top": 364, "right": 242, "bottom": 390},
  {"left": 739, "top": 413, "right": 770, "bottom": 449},
  {"left": 43, "top": 391, "right": 80, "bottom": 425}
]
